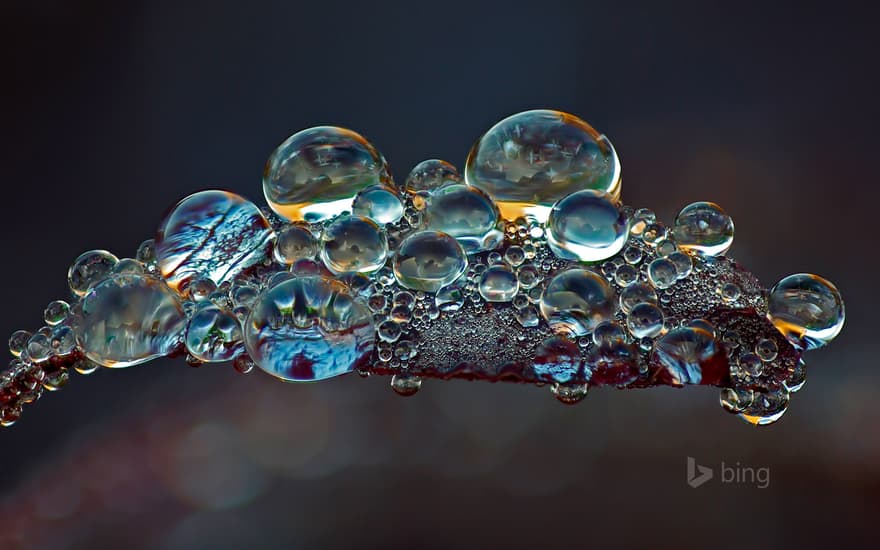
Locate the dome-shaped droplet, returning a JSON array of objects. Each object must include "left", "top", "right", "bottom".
[
  {"left": 546, "top": 190, "right": 628, "bottom": 263},
  {"left": 403, "top": 159, "right": 461, "bottom": 194},
  {"left": 424, "top": 183, "right": 503, "bottom": 253},
  {"left": 68, "top": 250, "right": 119, "bottom": 296},
  {"left": 626, "top": 302, "right": 665, "bottom": 338},
  {"left": 393, "top": 231, "right": 467, "bottom": 292},
  {"left": 619, "top": 283, "right": 657, "bottom": 314},
  {"left": 651, "top": 327, "right": 724, "bottom": 385},
  {"left": 533, "top": 336, "right": 581, "bottom": 383},
  {"left": 185, "top": 304, "right": 244, "bottom": 362},
  {"left": 767, "top": 273, "right": 844, "bottom": 350},
  {"left": 584, "top": 341, "right": 640, "bottom": 386},
  {"left": 319, "top": 215, "right": 388, "bottom": 274},
  {"left": 156, "top": 190, "right": 274, "bottom": 291},
  {"left": 73, "top": 274, "right": 186, "bottom": 368},
  {"left": 273, "top": 224, "right": 317, "bottom": 264},
  {"left": 673, "top": 202, "right": 734, "bottom": 256},
  {"left": 478, "top": 265, "right": 519, "bottom": 302},
  {"left": 540, "top": 268, "right": 616, "bottom": 336},
  {"left": 263, "top": 126, "right": 391, "bottom": 222},
  {"left": 352, "top": 184, "right": 404, "bottom": 224},
  {"left": 648, "top": 257, "right": 678, "bottom": 289},
  {"left": 465, "top": 110, "right": 621, "bottom": 222},
  {"left": 243, "top": 276, "right": 374, "bottom": 381}
]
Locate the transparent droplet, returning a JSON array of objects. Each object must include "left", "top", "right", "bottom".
[
  {"left": 273, "top": 224, "right": 317, "bottom": 264},
  {"left": 737, "top": 390, "right": 789, "bottom": 426},
  {"left": 592, "top": 321, "right": 626, "bottom": 345},
  {"left": 424, "top": 183, "right": 503, "bottom": 254},
  {"left": 43, "top": 300, "right": 70, "bottom": 326},
  {"left": 352, "top": 184, "right": 404, "bottom": 224},
  {"left": 540, "top": 268, "right": 616, "bottom": 337},
  {"left": 156, "top": 190, "right": 274, "bottom": 291},
  {"left": 656, "top": 239, "right": 677, "bottom": 257},
  {"left": 50, "top": 325, "right": 76, "bottom": 355},
  {"left": 515, "top": 305, "right": 540, "bottom": 328},
  {"left": 641, "top": 223, "right": 667, "bottom": 246},
  {"left": 68, "top": 250, "right": 119, "bottom": 296},
  {"left": 584, "top": 340, "right": 640, "bottom": 386},
  {"left": 623, "top": 245, "right": 643, "bottom": 265},
  {"left": 393, "top": 231, "right": 467, "bottom": 292},
  {"left": 619, "top": 283, "right": 657, "bottom": 314},
  {"left": 187, "top": 277, "right": 217, "bottom": 303},
  {"left": 533, "top": 336, "right": 581, "bottom": 383},
  {"left": 391, "top": 373, "right": 422, "bottom": 396},
  {"left": 185, "top": 304, "right": 244, "bottom": 362},
  {"left": 74, "top": 274, "right": 187, "bottom": 368},
  {"left": 739, "top": 352, "right": 763, "bottom": 377},
  {"left": 319, "top": 215, "right": 388, "bottom": 275},
  {"left": 394, "top": 340, "right": 417, "bottom": 361},
  {"left": 243, "top": 276, "right": 374, "bottom": 381},
  {"left": 783, "top": 359, "right": 806, "bottom": 393},
  {"left": 516, "top": 264, "right": 541, "bottom": 289},
  {"left": 614, "top": 264, "right": 638, "bottom": 286},
  {"left": 551, "top": 382, "right": 589, "bottom": 405},
  {"left": 136, "top": 239, "right": 156, "bottom": 265},
  {"left": 720, "top": 388, "right": 754, "bottom": 414},
  {"left": 26, "top": 333, "right": 51, "bottom": 363},
  {"left": 667, "top": 251, "right": 693, "bottom": 279},
  {"left": 626, "top": 302, "right": 665, "bottom": 338},
  {"left": 545, "top": 190, "right": 628, "bottom": 263},
  {"left": 263, "top": 126, "right": 391, "bottom": 222},
  {"left": 648, "top": 257, "right": 678, "bottom": 289},
  {"left": 8, "top": 330, "right": 31, "bottom": 357},
  {"left": 478, "top": 265, "right": 519, "bottom": 302},
  {"left": 652, "top": 327, "right": 723, "bottom": 385},
  {"left": 465, "top": 109, "right": 620, "bottom": 222},
  {"left": 719, "top": 282, "right": 741, "bottom": 303},
  {"left": 673, "top": 202, "right": 734, "bottom": 256},
  {"left": 112, "top": 258, "right": 146, "bottom": 275},
  {"left": 767, "top": 273, "right": 844, "bottom": 350},
  {"left": 686, "top": 318, "right": 716, "bottom": 336},
  {"left": 755, "top": 338, "right": 779, "bottom": 362},
  {"left": 435, "top": 283, "right": 465, "bottom": 312},
  {"left": 403, "top": 159, "right": 461, "bottom": 194}
]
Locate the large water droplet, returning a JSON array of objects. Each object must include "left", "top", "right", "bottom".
[
  {"left": 767, "top": 273, "right": 844, "bottom": 350},
  {"left": 546, "top": 190, "right": 628, "bottom": 262},
  {"left": 673, "top": 202, "right": 734, "bottom": 256},
  {"left": 243, "top": 276, "right": 374, "bottom": 381},
  {"left": 185, "top": 304, "right": 244, "bottom": 362},
  {"left": 465, "top": 110, "right": 621, "bottom": 222},
  {"left": 393, "top": 231, "right": 467, "bottom": 292},
  {"left": 155, "top": 190, "right": 274, "bottom": 291},
  {"left": 319, "top": 215, "right": 388, "bottom": 274},
  {"left": 352, "top": 184, "right": 404, "bottom": 224},
  {"left": 402, "top": 159, "right": 461, "bottom": 194},
  {"left": 540, "top": 268, "right": 616, "bottom": 336},
  {"left": 73, "top": 274, "right": 187, "bottom": 367},
  {"left": 68, "top": 250, "right": 119, "bottom": 296},
  {"left": 273, "top": 224, "right": 317, "bottom": 264},
  {"left": 263, "top": 126, "right": 391, "bottom": 222},
  {"left": 424, "top": 183, "right": 503, "bottom": 253}
]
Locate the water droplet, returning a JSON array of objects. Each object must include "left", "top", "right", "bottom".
[
  {"left": 667, "top": 251, "right": 693, "bottom": 279},
  {"left": 540, "top": 268, "right": 616, "bottom": 336},
  {"left": 504, "top": 246, "right": 525, "bottom": 267},
  {"left": 614, "top": 264, "right": 638, "bottom": 286},
  {"left": 739, "top": 352, "right": 763, "bottom": 377},
  {"left": 652, "top": 327, "right": 723, "bottom": 385},
  {"left": 273, "top": 224, "right": 317, "bottom": 264},
  {"left": 8, "top": 330, "right": 31, "bottom": 357},
  {"left": 352, "top": 184, "right": 404, "bottom": 224},
  {"left": 68, "top": 250, "right": 119, "bottom": 296},
  {"left": 767, "top": 273, "right": 844, "bottom": 350},
  {"left": 619, "top": 283, "right": 657, "bottom": 314},
  {"left": 737, "top": 390, "right": 789, "bottom": 426},
  {"left": 185, "top": 304, "right": 244, "bottom": 362},
  {"left": 233, "top": 354, "right": 255, "bottom": 375},
  {"left": 515, "top": 305, "right": 540, "bottom": 328},
  {"left": 754, "top": 338, "right": 778, "bottom": 362},
  {"left": 783, "top": 359, "right": 806, "bottom": 392},
  {"left": 641, "top": 223, "right": 667, "bottom": 245},
  {"left": 648, "top": 257, "right": 678, "bottom": 289},
  {"left": 72, "top": 356, "right": 99, "bottom": 375},
  {"left": 403, "top": 159, "right": 461, "bottom": 195},
  {"left": 74, "top": 274, "right": 187, "bottom": 367},
  {"left": 156, "top": 190, "right": 274, "bottom": 291},
  {"left": 673, "top": 201, "right": 734, "bottom": 256},
  {"left": 626, "top": 302, "right": 665, "bottom": 338},
  {"left": 393, "top": 231, "right": 468, "bottom": 292},
  {"left": 516, "top": 264, "right": 541, "bottom": 289},
  {"left": 320, "top": 215, "right": 388, "bottom": 274},
  {"left": 592, "top": 321, "right": 626, "bottom": 345},
  {"left": 50, "top": 325, "right": 76, "bottom": 355},
  {"left": 720, "top": 388, "right": 754, "bottom": 413},
  {"left": 623, "top": 245, "right": 643, "bottom": 265},
  {"left": 187, "top": 277, "right": 217, "bottom": 303},
  {"left": 719, "top": 282, "right": 741, "bottom": 303},
  {"left": 26, "top": 333, "right": 51, "bottom": 363},
  {"left": 478, "top": 265, "right": 519, "bottom": 302},
  {"left": 545, "top": 190, "right": 628, "bottom": 262},
  {"left": 656, "top": 239, "right": 677, "bottom": 257},
  {"left": 424, "top": 183, "right": 503, "bottom": 254},
  {"left": 391, "top": 373, "right": 422, "bottom": 396},
  {"left": 465, "top": 110, "right": 620, "bottom": 222},
  {"left": 243, "top": 276, "right": 374, "bottom": 381},
  {"left": 394, "top": 340, "right": 417, "bottom": 361},
  {"left": 533, "top": 336, "right": 581, "bottom": 383},
  {"left": 43, "top": 300, "right": 70, "bottom": 326},
  {"left": 136, "top": 239, "right": 156, "bottom": 264},
  {"left": 685, "top": 318, "right": 716, "bottom": 336},
  {"left": 584, "top": 341, "right": 640, "bottom": 385},
  {"left": 263, "top": 126, "right": 391, "bottom": 222},
  {"left": 551, "top": 382, "right": 589, "bottom": 404}
]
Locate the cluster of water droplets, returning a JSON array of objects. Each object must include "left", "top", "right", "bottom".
[{"left": 1, "top": 110, "right": 845, "bottom": 428}]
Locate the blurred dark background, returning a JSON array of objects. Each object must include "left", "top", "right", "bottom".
[{"left": 0, "top": 1, "right": 877, "bottom": 548}]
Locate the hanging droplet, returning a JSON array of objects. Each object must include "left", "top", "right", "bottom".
[
  {"left": 767, "top": 273, "right": 844, "bottom": 350},
  {"left": 185, "top": 304, "right": 244, "bottom": 362},
  {"left": 74, "top": 274, "right": 187, "bottom": 368},
  {"left": 263, "top": 126, "right": 391, "bottom": 222},
  {"left": 673, "top": 202, "right": 734, "bottom": 256},
  {"left": 391, "top": 373, "right": 422, "bottom": 396},
  {"left": 68, "top": 250, "right": 119, "bottom": 296},
  {"left": 465, "top": 110, "right": 621, "bottom": 222},
  {"left": 402, "top": 159, "right": 461, "bottom": 194},
  {"left": 243, "top": 276, "right": 374, "bottom": 381},
  {"left": 783, "top": 359, "right": 806, "bottom": 392},
  {"left": 540, "top": 268, "right": 616, "bottom": 336},
  {"left": 155, "top": 190, "right": 274, "bottom": 291},
  {"left": 652, "top": 327, "right": 725, "bottom": 385},
  {"left": 352, "top": 184, "right": 404, "bottom": 224},
  {"left": 737, "top": 390, "right": 790, "bottom": 426},
  {"left": 424, "top": 183, "right": 503, "bottom": 253},
  {"left": 320, "top": 215, "right": 388, "bottom": 274},
  {"left": 393, "top": 231, "right": 468, "bottom": 292},
  {"left": 551, "top": 382, "right": 589, "bottom": 405},
  {"left": 546, "top": 190, "right": 628, "bottom": 263},
  {"left": 273, "top": 224, "right": 317, "bottom": 264},
  {"left": 533, "top": 336, "right": 581, "bottom": 383},
  {"left": 478, "top": 265, "right": 519, "bottom": 302}
]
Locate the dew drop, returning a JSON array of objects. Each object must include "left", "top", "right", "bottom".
[
  {"left": 673, "top": 201, "right": 734, "bottom": 256},
  {"left": 546, "top": 190, "right": 628, "bottom": 263},
  {"left": 540, "top": 268, "right": 616, "bottom": 336},
  {"left": 393, "top": 231, "right": 468, "bottom": 292},
  {"left": 767, "top": 273, "right": 844, "bottom": 350}
]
